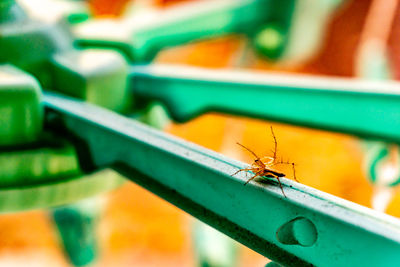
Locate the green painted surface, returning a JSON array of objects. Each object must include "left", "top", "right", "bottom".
[
  {"left": 135, "top": 101, "right": 171, "bottom": 129},
  {"left": 0, "top": 19, "right": 72, "bottom": 81},
  {"left": 0, "top": 65, "right": 43, "bottom": 146},
  {"left": 0, "top": 133, "right": 80, "bottom": 187},
  {"left": 51, "top": 49, "right": 130, "bottom": 113},
  {"left": 67, "top": 12, "right": 90, "bottom": 24},
  {"left": 75, "top": 0, "right": 272, "bottom": 62},
  {"left": 75, "top": 0, "right": 339, "bottom": 64},
  {"left": 253, "top": 0, "right": 294, "bottom": 60},
  {"left": 131, "top": 64, "right": 400, "bottom": 143},
  {"left": 0, "top": 169, "right": 125, "bottom": 213},
  {"left": 44, "top": 92, "right": 400, "bottom": 267},
  {"left": 53, "top": 207, "right": 97, "bottom": 266},
  {"left": 276, "top": 217, "right": 317, "bottom": 247},
  {"left": 254, "top": 23, "right": 288, "bottom": 60},
  {"left": 1, "top": 1, "right": 398, "bottom": 265},
  {"left": 53, "top": 198, "right": 101, "bottom": 267},
  {"left": 0, "top": 0, "right": 128, "bottom": 115},
  {"left": 0, "top": 0, "right": 27, "bottom": 24},
  {"left": 272, "top": 0, "right": 342, "bottom": 65}
]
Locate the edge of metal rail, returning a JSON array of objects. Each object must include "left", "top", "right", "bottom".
[{"left": 44, "top": 92, "right": 400, "bottom": 267}]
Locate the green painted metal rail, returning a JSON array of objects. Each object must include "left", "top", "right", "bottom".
[
  {"left": 74, "top": 0, "right": 274, "bottom": 62},
  {"left": 131, "top": 64, "right": 400, "bottom": 142},
  {"left": 44, "top": 92, "right": 400, "bottom": 267}
]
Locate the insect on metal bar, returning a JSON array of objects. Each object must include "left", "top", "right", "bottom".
[
  {"left": 231, "top": 126, "right": 297, "bottom": 197},
  {"left": 43, "top": 92, "right": 400, "bottom": 267}
]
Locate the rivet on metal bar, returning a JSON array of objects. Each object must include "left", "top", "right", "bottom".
[{"left": 276, "top": 217, "right": 317, "bottom": 247}]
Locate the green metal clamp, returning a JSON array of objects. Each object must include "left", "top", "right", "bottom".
[
  {"left": 0, "top": 0, "right": 129, "bottom": 112},
  {"left": 0, "top": 64, "right": 124, "bottom": 212},
  {"left": 44, "top": 91, "right": 400, "bottom": 267},
  {"left": 0, "top": 65, "right": 123, "bottom": 266}
]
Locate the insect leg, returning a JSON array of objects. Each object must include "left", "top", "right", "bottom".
[
  {"left": 291, "top": 162, "right": 298, "bottom": 182},
  {"left": 260, "top": 156, "right": 274, "bottom": 165},
  {"left": 231, "top": 168, "right": 252, "bottom": 177},
  {"left": 276, "top": 177, "right": 287, "bottom": 198},
  {"left": 272, "top": 160, "right": 299, "bottom": 182},
  {"left": 244, "top": 171, "right": 262, "bottom": 185},
  {"left": 236, "top": 142, "right": 261, "bottom": 160},
  {"left": 270, "top": 126, "right": 278, "bottom": 162}
]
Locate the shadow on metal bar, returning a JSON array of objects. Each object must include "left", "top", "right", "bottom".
[{"left": 44, "top": 92, "right": 400, "bottom": 267}]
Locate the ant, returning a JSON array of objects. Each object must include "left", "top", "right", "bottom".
[{"left": 231, "top": 126, "right": 298, "bottom": 197}]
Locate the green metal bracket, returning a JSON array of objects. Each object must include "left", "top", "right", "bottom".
[
  {"left": 0, "top": 1, "right": 129, "bottom": 112},
  {"left": 0, "top": 64, "right": 125, "bottom": 214},
  {"left": 130, "top": 64, "right": 400, "bottom": 143},
  {"left": 44, "top": 92, "right": 400, "bottom": 267}
]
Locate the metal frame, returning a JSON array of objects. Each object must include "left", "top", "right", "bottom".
[
  {"left": 131, "top": 64, "right": 400, "bottom": 142},
  {"left": 44, "top": 92, "right": 400, "bottom": 267}
]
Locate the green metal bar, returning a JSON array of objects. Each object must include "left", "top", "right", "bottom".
[
  {"left": 44, "top": 92, "right": 400, "bottom": 267},
  {"left": 0, "top": 169, "right": 124, "bottom": 213},
  {"left": 74, "top": 0, "right": 273, "bottom": 62},
  {"left": 131, "top": 64, "right": 400, "bottom": 143}
]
